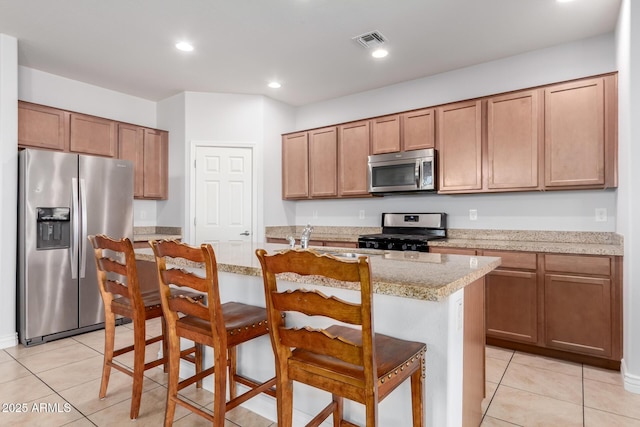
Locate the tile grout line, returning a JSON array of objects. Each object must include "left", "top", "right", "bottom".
[{"left": 480, "top": 349, "right": 517, "bottom": 426}]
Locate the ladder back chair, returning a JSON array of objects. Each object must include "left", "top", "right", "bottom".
[
  {"left": 89, "top": 234, "right": 202, "bottom": 420},
  {"left": 255, "top": 248, "right": 426, "bottom": 427},
  {"left": 150, "top": 239, "right": 277, "bottom": 427}
]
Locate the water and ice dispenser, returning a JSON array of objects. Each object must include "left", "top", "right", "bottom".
[{"left": 36, "top": 207, "right": 71, "bottom": 250}]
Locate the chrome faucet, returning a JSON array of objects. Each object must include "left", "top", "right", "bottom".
[
  {"left": 286, "top": 235, "right": 296, "bottom": 249},
  {"left": 300, "top": 224, "right": 314, "bottom": 249}
]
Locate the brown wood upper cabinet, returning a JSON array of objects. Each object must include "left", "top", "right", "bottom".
[
  {"left": 282, "top": 132, "right": 309, "bottom": 199},
  {"left": 117, "top": 124, "right": 168, "bottom": 199},
  {"left": 544, "top": 75, "right": 617, "bottom": 189},
  {"left": 309, "top": 127, "right": 338, "bottom": 198},
  {"left": 18, "top": 102, "right": 69, "bottom": 151},
  {"left": 282, "top": 122, "right": 371, "bottom": 200},
  {"left": 436, "top": 100, "right": 483, "bottom": 192},
  {"left": 487, "top": 90, "right": 542, "bottom": 190},
  {"left": 69, "top": 113, "right": 117, "bottom": 157},
  {"left": 402, "top": 108, "right": 435, "bottom": 151},
  {"left": 338, "top": 120, "right": 371, "bottom": 197},
  {"left": 371, "top": 109, "right": 435, "bottom": 155},
  {"left": 371, "top": 114, "right": 400, "bottom": 154}
]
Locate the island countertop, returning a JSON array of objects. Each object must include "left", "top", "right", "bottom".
[{"left": 135, "top": 242, "right": 501, "bottom": 302}]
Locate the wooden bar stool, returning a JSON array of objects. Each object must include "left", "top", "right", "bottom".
[
  {"left": 89, "top": 235, "right": 203, "bottom": 420},
  {"left": 255, "top": 248, "right": 426, "bottom": 427},
  {"left": 150, "top": 239, "right": 277, "bottom": 427}
]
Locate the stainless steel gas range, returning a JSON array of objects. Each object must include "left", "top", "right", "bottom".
[{"left": 358, "top": 212, "right": 447, "bottom": 252}]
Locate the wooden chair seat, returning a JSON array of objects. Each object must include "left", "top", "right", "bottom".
[
  {"left": 151, "top": 240, "right": 277, "bottom": 426},
  {"left": 290, "top": 325, "right": 425, "bottom": 400},
  {"left": 256, "top": 248, "right": 426, "bottom": 427},
  {"left": 89, "top": 234, "right": 203, "bottom": 420},
  {"left": 176, "top": 302, "right": 270, "bottom": 345}
]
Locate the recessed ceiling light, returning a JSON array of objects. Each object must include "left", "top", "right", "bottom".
[
  {"left": 175, "top": 42, "right": 194, "bottom": 52},
  {"left": 268, "top": 81, "right": 282, "bottom": 89},
  {"left": 557, "top": 0, "right": 575, "bottom": 2},
  {"left": 371, "top": 49, "right": 388, "bottom": 59}
]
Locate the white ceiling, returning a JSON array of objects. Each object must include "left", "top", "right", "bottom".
[{"left": 0, "top": 0, "right": 622, "bottom": 106}]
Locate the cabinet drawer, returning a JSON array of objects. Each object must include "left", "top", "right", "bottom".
[
  {"left": 483, "top": 250, "right": 537, "bottom": 270},
  {"left": 544, "top": 254, "right": 611, "bottom": 276},
  {"left": 429, "top": 247, "right": 477, "bottom": 255}
]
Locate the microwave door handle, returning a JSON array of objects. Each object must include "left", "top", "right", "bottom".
[{"left": 415, "top": 159, "right": 421, "bottom": 188}]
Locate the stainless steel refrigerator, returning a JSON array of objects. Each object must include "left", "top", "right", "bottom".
[{"left": 18, "top": 148, "right": 134, "bottom": 346}]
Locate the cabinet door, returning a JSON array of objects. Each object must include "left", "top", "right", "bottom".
[
  {"left": 338, "top": 120, "right": 371, "bottom": 196},
  {"left": 401, "top": 108, "right": 435, "bottom": 151},
  {"left": 18, "top": 102, "right": 69, "bottom": 151},
  {"left": 118, "top": 124, "right": 144, "bottom": 197},
  {"left": 69, "top": 113, "right": 117, "bottom": 157},
  {"left": 282, "top": 132, "right": 309, "bottom": 199},
  {"left": 142, "top": 129, "right": 168, "bottom": 199},
  {"left": 309, "top": 127, "right": 338, "bottom": 197},
  {"left": 544, "top": 273, "right": 612, "bottom": 357},
  {"left": 486, "top": 269, "right": 538, "bottom": 343},
  {"left": 544, "top": 78, "right": 605, "bottom": 187},
  {"left": 487, "top": 90, "right": 541, "bottom": 189},
  {"left": 437, "top": 100, "right": 483, "bottom": 192},
  {"left": 371, "top": 115, "right": 400, "bottom": 154}
]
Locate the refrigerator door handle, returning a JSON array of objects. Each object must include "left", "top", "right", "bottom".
[
  {"left": 79, "top": 178, "right": 88, "bottom": 278},
  {"left": 70, "top": 178, "right": 79, "bottom": 279}
]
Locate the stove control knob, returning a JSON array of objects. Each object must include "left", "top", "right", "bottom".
[
  {"left": 401, "top": 244, "right": 407, "bottom": 251},
  {"left": 410, "top": 244, "right": 417, "bottom": 251},
  {"left": 373, "top": 242, "right": 379, "bottom": 249},
  {"left": 387, "top": 242, "right": 394, "bottom": 250}
]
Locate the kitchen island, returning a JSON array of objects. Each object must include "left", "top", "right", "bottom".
[{"left": 135, "top": 242, "right": 501, "bottom": 426}]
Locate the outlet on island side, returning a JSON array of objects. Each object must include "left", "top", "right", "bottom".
[{"left": 469, "top": 209, "right": 477, "bottom": 221}]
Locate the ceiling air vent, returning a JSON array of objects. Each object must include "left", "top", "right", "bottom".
[{"left": 353, "top": 31, "right": 387, "bottom": 49}]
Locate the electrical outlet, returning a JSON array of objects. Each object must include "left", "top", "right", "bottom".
[
  {"left": 595, "top": 208, "right": 607, "bottom": 222},
  {"left": 359, "top": 210, "right": 365, "bottom": 219},
  {"left": 456, "top": 298, "right": 463, "bottom": 331},
  {"left": 312, "top": 210, "right": 318, "bottom": 219},
  {"left": 469, "top": 209, "right": 477, "bottom": 221}
]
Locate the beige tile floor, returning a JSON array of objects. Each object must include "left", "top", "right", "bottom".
[{"left": 1, "top": 319, "right": 640, "bottom": 426}]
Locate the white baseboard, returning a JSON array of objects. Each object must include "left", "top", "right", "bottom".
[
  {"left": 621, "top": 359, "right": 640, "bottom": 394},
  {"left": 0, "top": 332, "right": 18, "bottom": 349}
]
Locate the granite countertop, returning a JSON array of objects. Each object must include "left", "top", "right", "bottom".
[
  {"left": 429, "top": 229, "right": 624, "bottom": 256},
  {"left": 135, "top": 242, "right": 501, "bottom": 302},
  {"left": 265, "top": 226, "right": 624, "bottom": 256},
  {"left": 133, "top": 226, "right": 182, "bottom": 242}
]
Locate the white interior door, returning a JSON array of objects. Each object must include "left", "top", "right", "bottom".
[{"left": 194, "top": 146, "right": 253, "bottom": 245}]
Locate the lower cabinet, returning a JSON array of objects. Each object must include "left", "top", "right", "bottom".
[{"left": 429, "top": 246, "right": 622, "bottom": 368}]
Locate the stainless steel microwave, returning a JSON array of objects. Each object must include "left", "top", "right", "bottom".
[{"left": 368, "top": 148, "right": 436, "bottom": 193}]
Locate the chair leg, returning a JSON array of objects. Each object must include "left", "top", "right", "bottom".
[
  {"left": 228, "top": 346, "right": 237, "bottom": 399},
  {"left": 277, "top": 378, "right": 294, "bottom": 427},
  {"left": 195, "top": 343, "right": 203, "bottom": 388},
  {"left": 99, "top": 310, "right": 116, "bottom": 399},
  {"left": 130, "top": 318, "right": 146, "bottom": 420},
  {"left": 161, "top": 317, "right": 169, "bottom": 373},
  {"left": 332, "top": 394, "right": 343, "bottom": 427},
  {"left": 410, "top": 359, "right": 424, "bottom": 427},
  {"left": 364, "top": 397, "right": 378, "bottom": 427},
  {"left": 213, "top": 345, "right": 228, "bottom": 427},
  {"left": 164, "top": 333, "right": 181, "bottom": 427}
]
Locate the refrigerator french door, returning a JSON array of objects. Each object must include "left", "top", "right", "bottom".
[{"left": 18, "top": 149, "right": 133, "bottom": 346}]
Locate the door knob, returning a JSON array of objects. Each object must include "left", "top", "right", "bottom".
[{"left": 240, "top": 230, "right": 250, "bottom": 236}]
